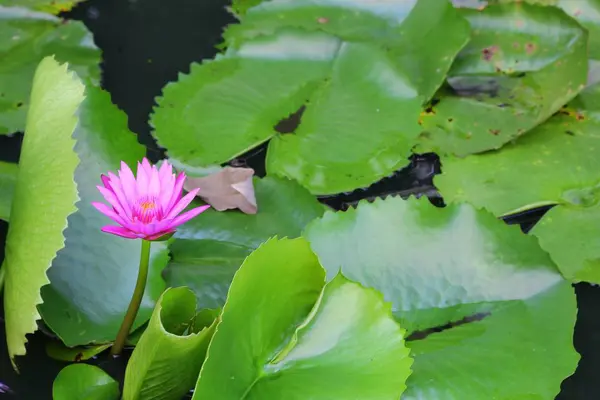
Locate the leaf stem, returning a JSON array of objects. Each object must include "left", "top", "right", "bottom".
[{"left": 111, "top": 239, "right": 151, "bottom": 356}]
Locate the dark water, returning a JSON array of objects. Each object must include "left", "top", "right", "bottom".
[{"left": 0, "top": 0, "right": 599, "bottom": 398}]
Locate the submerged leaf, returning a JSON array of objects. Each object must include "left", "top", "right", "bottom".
[
  {"left": 38, "top": 84, "right": 169, "bottom": 347},
  {"left": 0, "top": 161, "right": 18, "bottom": 222},
  {"left": 193, "top": 237, "right": 412, "bottom": 399},
  {"left": 3, "top": 56, "right": 82, "bottom": 367},
  {"left": 184, "top": 166, "right": 257, "bottom": 214},
  {"left": 53, "top": 364, "right": 119, "bottom": 400},
  {"left": 163, "top": 176, "right": 324, "bottom": 309},
  {"left": 417, "top": 2, "right": 588, "bottom": 156},
  {"left": 0, "top": 6, "right": 100, "bottom": 134},
  {"left": 46, "top": 341, "right": 111, "bottom": 362},
  {"left": 123, "top": 287, "right": 217, "bottom": 400},
  {"left": 304, "top": 196, "right": 579, "bottom": 399}
]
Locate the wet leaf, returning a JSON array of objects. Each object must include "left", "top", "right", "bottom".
[
  {"left": 193, "top": 238, "right": 412, "bottom": 399},
  {"left": 436, "top": 83, "right": 600, "bottom": 282},
  {"left": 38, "top": 83, "right": 169, "bottom": 347},
  {"left": 0, "top": 6, "right": 100, "bottom": 135},
  {"left": 304, "top": 196, "right": 578, "bottom": 399},
  {"left": 152, "top": 0, "right": 470, "bottom": 194},
  {"left": 53, "top": 364, "right": 119, "bottom": 400},
  {"left": 417, "top": 2, "right": 588, "bottom": 156},
  {"left": 123, "top": 287, "right": 217, "bottom": 400},
  {"left": 183, "top": 166, "right": 257, "bottom": 214},
  {"left": 0, "top": 161, "right": 17, "bottom": 222},
  {"left": 163, "top": 176, "right": 324, "bottom": 310},
  {"left": 3, "top": 56, "right": 81, "bottom": 367},
  {"left": 0, "top": 0, "right": 86, "bottom": 14}
]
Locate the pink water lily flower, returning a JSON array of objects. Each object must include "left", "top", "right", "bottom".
[{"left": 92, "top": 158, "right": 209, "bottom": 240}]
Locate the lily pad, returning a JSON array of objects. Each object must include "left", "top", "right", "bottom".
[
  {"left": 163, "top": 176, "right": 324, "bottom": 309},
  {"left": 2, "top": 56, "right": 82, "bottom": 367},
  {"left": 38, "top": 83, "right": 169, "bottom": 347},
  {"left": 46, "top": 341, "right": 111, "bottom": 362},
  {"left": 53, "top": 364, "right": 119, "bottom": 400},
  {"left": 436, "top": 83, "right": 600, "bottom": 282},
  {"left": 304, "top": 196, "right": 579, "bottom": 399},
  {"left": 193, "top": 237, "right": 413, "bottom": 399},
  {"left": 0, "top": 161, "right": 17, "bottom": 221},
  {"left": 123, "top": 287, "right": 217, "bottom": 400},
  {"left": 417, "top": 2, "right": 588, "bottom": 156},
  {"left": 152, "top": 0, "right": 470, "bottom": 195},
  {"left": 0, "top": 6, "right": 100, "bottom": 135}
]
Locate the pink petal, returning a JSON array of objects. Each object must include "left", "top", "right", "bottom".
[
  {"left": 158, "top": 162, "right": 175, "bottom": 206},
  {"left": 136, "top": 161, "right": 150, "bottom": 198},
  {"left": 169, "top": 204, "right": 210, "bottom": 228},
  {"left": 165, "top": 172, "right": 186, "bottom": 213},
  {"left": 145, "top": 229, "right": 176, "bottom": 241},
  {"left": 165, "top": 188, "right": 199, "bottom": 219},
  {"left": 148, "top": 163, "right": 161, "bottom": 198},
  {"left": 92, "top": 202, "right": 129, "bottom": 226},
  {"left": 95, "top": 187, "right": 128, "bottom": 219},
  {"left": 118, "top": 162, "right": 138, "bottom": 205},
  {"left": 104, "top": 174, "right": 133, "bottom": 219},
  {"left": 101, "top": 225, "right": 138, "bottom": 239},
  {"left": 101, "top": 174, "right": 112, "bottom": 190}
]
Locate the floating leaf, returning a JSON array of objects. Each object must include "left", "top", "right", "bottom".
[
  {"left": 184, "top": 166, "right": 257, "bottom": 214},
  {"left": 0, "top": 161, "right": 17, "bottom": 222},
  {"left": 304, "top": 196, "right": 578, "bottom": 399},
  {"left": 153, "top": 0, "right": 470, "bottom": 195},
  {"left": 0, "top": 0, "right": 86, "bottom": 14},
  {"left": 417, "top": 2, "right": 588, "bottom": 156},
  {"left": 0, "top": 6, "right": 100, "bottom": 135},
  {"left": 3, "top": 56, "right": 81, "bottom": 367},
  {"left": 53, "top": 364, "right": 119, "bottom": 400},
  {"left": 436, "top": 83, "right": 600, "bottom": 282},
  {"left": 38, "top": 84, "right": 169, "bottom": 347},
  {"left": 193, "top": 237, "right": 412, "bottom": 399},
  {"left": 46, "top": 341, "right": 111, "bottom": 362},
  {"left": 123, "top": 287, "right": 217, "bottom": 400},
  {"left": 163, "top": 176, "right": 324, "bottom": 309}
]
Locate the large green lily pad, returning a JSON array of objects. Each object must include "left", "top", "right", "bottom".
[
  {"left": 304, "top": 196, "right": 578, "bottom": 399},
  {"left": 436, "top": 83, "right": 600, "bottom": 282},
  {"left": 163, "top": 176, "right": 324, "bottom": 309},
  {"left": 417, "top": 2, "right": 588, "bottom": 156},
  {"left": 0, "top": 6, "right": 100, "bottom": 135},
  {"left": 38, "top": 83, "right": 169, "bottom": 347},
  {"left": 193, "top": 237, "right": 413, "bottom": 399},
  {"left": 0, "top": 161, "right": 17, "bottom": 221},
  {"left": 152, "top": 0, "right": 470, "bottom": 194},
  {"left": 2, "top": 56, "right": 81, "bottom": 367}
]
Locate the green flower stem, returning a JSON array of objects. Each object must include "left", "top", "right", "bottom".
[{"left": 111, "top": 239, "right": 151, "bottom": 356}]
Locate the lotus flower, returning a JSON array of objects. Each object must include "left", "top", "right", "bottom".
[{"left": 92, "top": 158, "right": 209, "bottom": 240}]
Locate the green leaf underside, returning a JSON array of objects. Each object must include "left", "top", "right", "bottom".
[
  {"left": 53, "top": 364, "right": 120, "bottom": 400},
  {"left": 417, "top": 2, "right": 588, "bottom": 156},
  {"left": 304, "top": 196, "right": 578, "bottom": 399},
  {"left": 38, "top": 83, "right": 169, "bottom": 347},
  {"left": 193, "top": 237, "right": 412, "bottom": 399},
  {"left": 46, "top": 341, "right": 111, "bottom": 362},
  {"left": 0, "top": 6, "right": 100, "bottom": 134},
  {"left": 436, "top": 83, "right": 600, "bottom": 282},
  {"left": 153, "top": 0, "right": 471, "bottom": 195},
  {"left": 3, "top": 57, "right": 82, "bottom": 366},
  {"left": 0, "top": 161, "right": 18, "bottom": 221},
  {"left": 123, "top": 287, "right": 216, "bottom": 400},
  {"left": 163, "top": 176, "right": 324, "bottom": 310}
]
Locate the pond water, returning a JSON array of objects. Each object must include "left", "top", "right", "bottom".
[{"left": 0, "top": 0, "right": 599, "bottom": 398}]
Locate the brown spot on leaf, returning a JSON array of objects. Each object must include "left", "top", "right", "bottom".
[
  {"left": 74, "top": 352, "right": 83, "bottom": 362},
  {"left": 317, "top": 17, "right": 329, "bottom": 24},
  {"left": 482, "top": 45, "right": 499, "bottom": 61},
  {"left": 489, "top": 129, "right": 500, "bottom": 135},
  {"left": 525, "top": 42, "right": 537, "bottom": 54}
]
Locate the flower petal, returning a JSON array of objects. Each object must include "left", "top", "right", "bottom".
[
  {"left": 165, "top": 188, "right": 200, "bottom": 219},
  {"left": 165, "top": 172, "right": 186, "bottom": 213},
  {"left": 148, "top": 162, "right": 161, "bottom": 198},
  {"left": 168, "top": 204, "right": 211, "bottom": 228},
  {"left": 92, "top": 202, "right": 129, "bottom": 226},
  {"left": 105, "top": 174, "right": 133, "bottom": 219},
  {"left": 136, "top": 160, "right": 150, "bottom": 198},
  {"left": 118, "top": 161, "right": 138, "bottom": 205},
  {"left": 101, "top": 174, "right": 112, "bottom": 190},
  {"left": 158, "top": 162, "right": 175, "bottom": 207},
  {"left": 96, "top": 186, "right": 128, "bottom": 218},
  {"left": 145, "top": 229, "right": 176, "bottom": 241},
  {"left": 101, "top": 225, "right": 138, "bottom": 239}
]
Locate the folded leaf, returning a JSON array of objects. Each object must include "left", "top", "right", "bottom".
[
  {"left": 123, "top": 287, "right": 217, "bottom": 400},
  {"left": 3, "top": 56, "right": 82, "bottom": 368}
]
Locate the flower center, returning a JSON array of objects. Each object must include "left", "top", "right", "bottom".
[{"left": 135, "top": 198, "right": 162, "bottom": 224}]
